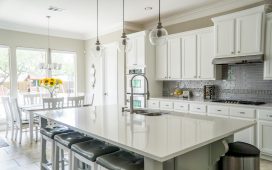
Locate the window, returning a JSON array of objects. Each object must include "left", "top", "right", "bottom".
[
  {"left": 16, "top": 48, "right": 46, "bottom": 104},
  {"left": 0, "top": 46, "right": 10, "bottom": 120},
  {"left": 51, "top": 51, "right": 76, "bottom": 96}
]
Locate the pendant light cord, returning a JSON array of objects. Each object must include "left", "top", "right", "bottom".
[
  {"left": 97, "top": 0, "right": 99, "bottom": 42},
  {"left": 159, "top": 0, "right": 161, "bottom": 23},
  {"left": 47, "top": 16, "right": 50, "bottom": 49},
  {"left": 122, "top": 0, "right": 125, "bottom": 33}
]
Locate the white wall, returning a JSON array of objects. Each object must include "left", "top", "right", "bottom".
[{"left": 0, "top": 28, "right": 85, "bottom": 96}]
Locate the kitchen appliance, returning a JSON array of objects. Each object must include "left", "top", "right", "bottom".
[
  {"left": 204, "top": 85, "right": 215, "bottom": 100},
  {"left": 126, "top": 68, "right": 146, "bottom": 108},
  {"left": 212, "top": 100, "right": 265, "bottom": 105},
  {"left": 212, "top": 55, "right": 264, "bottom": 65}
]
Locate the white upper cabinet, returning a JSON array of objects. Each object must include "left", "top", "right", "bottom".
[
  {"left": 127, "top": 32, "right": 146, "bottom": 67},
  {"left": 156, "top": 37, "right": 182, "bottom": 80},
  {"left": 156, "top": 42, "right": 168, "bottom": 80},
  {"left": 168, "top": 38, "right": 182, "bottom": 80},
  {"left": 264, "top": 13, "right": 272, "bottom": 80},
  {"left": 214, "top": 19, "right": 235, "bottom": 57},
  {"left": 197, "top": 29, "right": 216, "bottom": 80},
  {"left": 236, "top": 13, "right": 263, "bottom": 55},
  {"left": 182, "top": 34, "right": 197, "bottom": 79},
  {"left": 212, "top": 6, "right": 266, "bottom": 58}
]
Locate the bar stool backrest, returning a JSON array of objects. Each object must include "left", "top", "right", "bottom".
[
  {"left": 43, "top": 97, "right": 64, "bottom": 109},
  {"left": 67, "top": 96, "right": 85, "bottom": 107}
]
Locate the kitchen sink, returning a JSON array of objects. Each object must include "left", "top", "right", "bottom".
[{"left": 133, "top": 109, "right": 168, "bottom": 116}]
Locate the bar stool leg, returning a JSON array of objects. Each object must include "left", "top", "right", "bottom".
[
  {"left": 54, "top": 144, "right": 60, "bottom": 170},
  {"left": 69, "top": 150, "right": 73, "bottom": 170},
  {"left": 40, "top": 136, "right": 47, "bottom": 170},
  {"left": 61, "top": 149, "right": 65, "bottom": 169},
  {"left": 51, "top": 140, "right": 55, "bottom": 170},
  {"left": 71, "top": 152, "right": 78, "bottom": 170}
]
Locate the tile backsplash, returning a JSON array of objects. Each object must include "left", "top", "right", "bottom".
[{"left": 163, "top": 63, "right": 272, "bottom": 102}]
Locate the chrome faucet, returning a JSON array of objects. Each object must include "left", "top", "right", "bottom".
[{"left": 130, "top": 74, "right": 150, "bottom": 114}]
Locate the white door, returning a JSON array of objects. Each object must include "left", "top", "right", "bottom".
[
  {"left": 156, "top": 42, "right": 168, "bottom": 80},
  {"left": 168, "top": 37, "right": 182, "bottom": 80},
  {"left": 236, "top": 13, "right": 263, "bottom": 55},
  {"left": 264, "top": 13, "right": 272, "bottom": 80},
  {"left": 103, "top": 43, "right": 118, "bottom": 105},
  {"left": 214, "top": 19, "right": 235, "bottom": 57},
  {"left": 197, "top": 30, "right": 215, "bottom": 80},
  {"left": 258, "top": 121, "right": 272, "bottom": 155},
  {"left": 182, "top": 34, "right": 197, "bottom": 80}
]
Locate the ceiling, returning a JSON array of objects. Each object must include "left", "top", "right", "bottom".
[{"left": 0, "top": 0, "right": 262, "bottom": 39}]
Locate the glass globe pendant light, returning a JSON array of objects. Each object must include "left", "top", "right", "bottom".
[
  {"left": 118, "top": 0, "right": 132, "bottom": 53},
  {"left": 149, "top": 0, "right": 168, "bottom": 46},
  {"left": 93, "top": 0, "right": 103, "bottom": 57}
]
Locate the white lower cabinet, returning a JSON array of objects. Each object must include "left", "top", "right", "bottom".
[
  {"left": 160, "top": 101, "right": 174, "bottom": 111},
  {"left": 190, "top": 103, "right": 207, "bottom": 115},
  {"left": 233, "top": 125, "right": 255, "bottom": 145},
  {"left": 174, "top": 102, "right": 189, "bottom": 112},
  {"left": 258, "top": 110, "right": 272, "bottom": 156},
  {"left": 147, "top": 100, "right": 160, "bottom": 109},
  {"left": 207, "top": 105, "right": 229, "bottom": 118}
]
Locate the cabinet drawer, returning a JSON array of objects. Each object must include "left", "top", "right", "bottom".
[
  {"left": 208, "top": 105, "right": 229, "bottom": 116},
  {"left": 174, "top": 102, "right": 189, "bottom": 112},
  {"left": 259, "top": 110, "right": 272, "bottom": 121},
  {"left": 160, "top": 101, "right": 173, "bottom": 110},
  {"left": 148, "top": 100, "right": 160, "bottom": 109},
  {"left": 230, "top": 107, "right": 256, "bottom": 119},
  {"left": 190, "top": 104, "right": 207, "bottom": 114}
]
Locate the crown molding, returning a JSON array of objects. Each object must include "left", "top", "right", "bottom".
[{"left": 144, "top": 0, "right": 264, "bottom": 29}]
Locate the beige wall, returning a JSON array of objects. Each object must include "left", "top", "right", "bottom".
[{"left": 0, "top": 28, "right": 85, "bottom": 96}]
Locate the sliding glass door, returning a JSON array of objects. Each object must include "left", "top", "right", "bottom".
[
  {"left": 51, "top": 51, "right": 76, "bottom": 96},
  {"left": 16, "top": 48, "right": 46, "bottom": 104},
  {"left": 0, "top": 46, "right": 10, "bottom": 121}
]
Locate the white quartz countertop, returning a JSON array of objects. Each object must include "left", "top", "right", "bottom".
[
  {"left": 150, "top": 97, "right": 272, "bottom": 110},
  {"left": 34, "top": 105, "right": 255, "bottom": 162}
]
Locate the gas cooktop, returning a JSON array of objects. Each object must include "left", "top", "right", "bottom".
[{"left": 211, "top": 100, "right": 265, "bottom": 105}]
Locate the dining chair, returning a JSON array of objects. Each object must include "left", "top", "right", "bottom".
[
  {"left": 67, "top": 96, "right": 85, "bottom": 107},
  {"left": 9, "top": 97, "right": 39, "bottom": 144},
  {"left": 1, "top": 97, "right": 15, "bottom": 140},
  {"left": 43, "top": 97, "right": 64, "bottom": 109},
  {"left": 23, "top": 93, "right": 41, "bottom": 105}
]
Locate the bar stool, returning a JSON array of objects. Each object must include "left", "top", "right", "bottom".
[
  {"left": 40, "top": 126, "right": 73, "bottom": 170},
  {"left": 96, "top": 150, "right": 144, "bottom": 170},
  {"left": 54, "top": 132, "right": 92, "bottom": 170},
  {"left": 71, "top": 139, "right": 120, "bottom": 170}
]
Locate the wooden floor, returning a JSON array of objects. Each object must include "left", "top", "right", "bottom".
[{"left": 0, "top": 131, "right": 271, "bottom": 170}]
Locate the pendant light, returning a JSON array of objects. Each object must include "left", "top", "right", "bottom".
[
  {"left": 118, "top": 0, "right": 132, "bottom": 53},
  {"left": 149, "top": 0, "right": 168, "bottom": 46},
  {"left": 93, "top": 0, "right": 103, "bottom": 57},
  {"left": 39, "top": 16, "right": 61, "bottom": 72}
]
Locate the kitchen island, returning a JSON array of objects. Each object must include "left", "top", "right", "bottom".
[{"left": 34, "top": 105, "right": 255, "bottom": 170}]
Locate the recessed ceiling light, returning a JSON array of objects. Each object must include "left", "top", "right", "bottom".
[
  {"left": 48, "top": 6, "right": 64, "bottom": 12},
  {"left": 145, "top": 7, "right": 153, "bottom": 11}
]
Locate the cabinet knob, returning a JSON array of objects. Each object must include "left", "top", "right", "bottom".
[
  {"left": 169, "top": 76, "right": 171, "bottom": 79},
  {"left": 231, "top": 51, "right": 234, "bottom": 54},
  {"left": 239, "top": 112, "right": 245, "bottom": 114},
  {"left": 238, "top": 51, "right": 241, "bottom": 53}
]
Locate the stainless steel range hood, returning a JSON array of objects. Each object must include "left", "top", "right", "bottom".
[{"left": 212, "top": 55, "right": 264, "bottom": 65}]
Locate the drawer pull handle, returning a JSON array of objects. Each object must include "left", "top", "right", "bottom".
[
  {"left": 165, "top": 105, "right": 169, "bottom": 106},
  {"left": 268, "top": 115, "right": 272, "bottom": 118},
  {"left": 239, "top": 112, "right": 245, "bottom": 114},
  {"left": 180, "top": 106, "right": 184, "bottom": 108},
  {"left": 197, "top": 108, "right": 201, "bottom": 110},
  {"left": 217, "top": 110, "right": 222, "bottom": 112}
]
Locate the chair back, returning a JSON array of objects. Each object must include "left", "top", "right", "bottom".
[
  {"left": 9, "top": 98, "right": 23, "bottom": 126},
  {"left": 43, "top": 97, "right": 64, "bottom": 109},
  {"left": 67, "top": 96, "right": 85, "bottom": 107},
  {"left": 23, "top": 93, "right": 42, "bottom": 105},
  {"left": 1, "top": 97, "right": 14, "bottom": 123}
]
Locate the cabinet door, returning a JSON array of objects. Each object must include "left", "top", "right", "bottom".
[
  {"left": 258, "top": 121, "right": 272, "bottom": 155},
  {"left": 234, "top": 126, "right": 255, "bottom": 145},
  {"left": 135, "top": 36, "right": 145, "bottom": 66},
  {"left": 214, "top": 19, "right": 235, "bottom": 57},
  {"left": 126, "top": 39, "right": 137, "bottom": 66},
  {"left": 156, "top": 43, "right": 168, "bottom": 79},
  {"left": 197, "top": 30, "right": 215, "bottom": 80},
  {"left": 264, "top": 14, "right": 272, "bottom": 80},
  {"left": 168, "top": 38, "right": 182, "bottom": 80},
  {"left": 182, "top": 34, "right": 197, "bottom": 79},
  {"left": 236, "top": 13, "right": 263, "bottom": 55}
]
